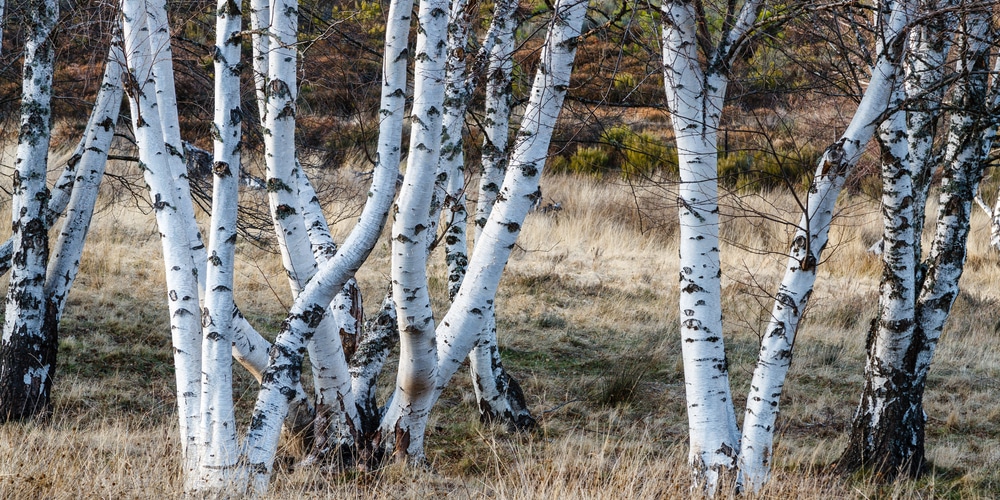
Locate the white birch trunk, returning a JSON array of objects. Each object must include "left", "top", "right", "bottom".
[
  {"left": 433, "top": 0, "right": 587, "bottom": 429},
  {"left": 380, "top": 0, "right": 451, "bottom": 462},
  {"left": 264, "top": 0, "right": 317, "bottom": 295},
  {"left": 738, "top": 2, "right": 908, "bottom": 489},
  {"left": 662, "top": 1, "right": 748, "bottom": 489},
  {"left": 121, "top": 0, "right": 203, "bottom": 480},
  {"left": 467, "top": 0, "right": 525, "bottom": 427},
  {"left": 475, "top": 0, "right": 515, "bottom": 237},
  {"left": 250, "top": 0, "right": 270, "bottom": 123},
  {"left": 144, "top": 0, "right": 207, "bottom": 265},
  {"left": 0, "top": 0, "right": 57, "bottom": 422},
  {"left": 841, "top": 11, "right": 994, "bottom": 475},
  {"left": 440, "top": 0, "right": 472, "bottom": 301},
  {"left": 45, "top": 38, "right": 124, "bottom": 321},
  {"left": 194, "top": 0, "right": 242, "bottom": 489},
  {"left": 906, "top": 0, "right": 953, "bottom": 246},
  {"left": 240, "top": 0, "right": 410, "bottom": 485}
]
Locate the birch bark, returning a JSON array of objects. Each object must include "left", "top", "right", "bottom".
[
  {"left": 841, "top": 9, "right": 994, "bottom": 475},
  {"left": 661, "top": 0, "right": 763, "bottom": 490},
  {"left": 240, "top": 0, "right": 410, "bottom": 486},
  {"left": 737, "top": 1, "right": 908, "bottom": 489},
  {"left": 433, "top": 0, "right": 587, "bottom": 429},
  {"left": 0, "top": 0, "right": 58, "bottom": 422},
  {"left": 380, "top": 0, "right": 451, "bottom": 462},
  {"left": 194, "top": 0, "right": 242, "bottom": 489},
  {"left": 43, "top": 36, "right": 124, "bottom": 350},
  {"left": 464, "top": 0, "right": 534, "bottom": 430},
  {"left": 121, "top": 0, "right": 203, "bottom": 479}
]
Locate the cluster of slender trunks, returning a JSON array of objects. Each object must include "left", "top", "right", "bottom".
[{"left": 0, "top": 0, "right": 995, "bottom": 496}]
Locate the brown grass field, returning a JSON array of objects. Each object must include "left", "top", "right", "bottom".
[{"left": 0, "top": 154, "right": 997, "bottom": 498}]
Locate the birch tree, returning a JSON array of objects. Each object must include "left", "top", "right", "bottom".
[
  {"left": 655, "top": 0, "right": 924, "bottom": 492},
  {"left": 0, "top": 0, "right": 58, "bottom": 422},
  {"left": 431, "top": 0, "right": 589, "bottom": 440},
  {"left": 121, "top": 0, "right": 205, "bottom": 479},
  {"left": 840, "top": 3, "right": 996, "bottom": 477},
  {"left": 105, "top": 0, "right": 588, "bottom": 490},
  {"left": 660, "top": 0, "right": 762, "bottom": 490},
  {"left": 737, "top": 1, "right": 910, "bottom": 489},
  {"left": 0, "top": 7, "right": 124, "bottom": 422},
  {"left": 194, "top": 0, "right": 242, "bottom": 488}
]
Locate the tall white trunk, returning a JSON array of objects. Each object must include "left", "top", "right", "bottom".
[
  {"left": 433, "top": 0, "right": 587, "bottom": 424},
  {"left": 475, "top": 0, "right": 515, "bottom": 237},
  {"left": 250, "top": 0, "right": 270, "bottom": 123},
  {"left": 738, "top": 1, "right": 908, "bottom": 489},
  {"left": 381, "top": 0, "right": 451, "bottom": 461},
  {"left": 264, "top": 0, "right": 317, "bottom": 294},
  {"left": 144, "top": 0, "right": 207, "bottom": 264},
  {"left": 661, "top": 1, "right": 742, "bottom": 490},
  {"left": 0, "top": 0, "right": 57, "bottom": 422},
  {"left": 439, "top": 0, "right": 472, "bottom": 301},
  {"left": 195, "top": 0, "right": 242, "bottom": 489},
  {"left": 121, "top": 0, "right": 203, "bottom": 480},
  {"left": 906, "top": 0, "right": 953, "bottom": 246}
]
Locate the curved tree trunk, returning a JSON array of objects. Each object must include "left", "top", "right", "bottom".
[
  {"left": 736, "top": 1, "right": 908, "bottom": 490},
  {"left": 465, "top": 0, "right": 534, "bottom": 431}
]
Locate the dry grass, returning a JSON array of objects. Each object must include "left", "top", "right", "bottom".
[{"left": 0, "top": 166, "right": 997, "bottom": 498}]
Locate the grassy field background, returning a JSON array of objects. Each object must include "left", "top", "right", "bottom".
[{"left": 0, "top": 156, "right": 997, "bottom": 498}]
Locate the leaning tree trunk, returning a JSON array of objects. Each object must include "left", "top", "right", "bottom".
[
  {"left": 464, "top": 0, "right": 535, "bottom": 431},
  {"left": 736, "top": 0, "right": 908, "bottom": 490},
  {"left": 40, "top": 37, "right": 125, "bottom": 425},
  {"left": 0, "top": 0, "right": 58, "bottom": 423},
  {"left": 840, "top": 11, "right": 993, "bottom": 476},
  {"left": 432, "top": 0, "right": 587, "bottom": 436},
  {"left": 296, "top": 170, "right": 363, "bottom": 466}
]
